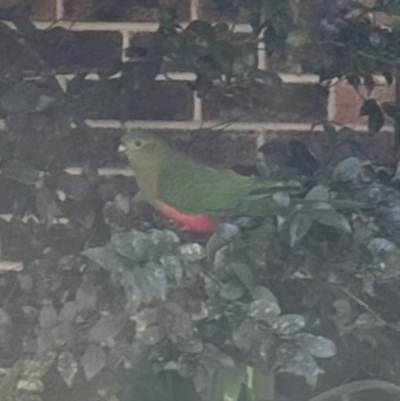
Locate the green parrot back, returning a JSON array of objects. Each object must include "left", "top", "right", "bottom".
[{"left": 121, "top": 130, "right": 296, "bottom": 219}]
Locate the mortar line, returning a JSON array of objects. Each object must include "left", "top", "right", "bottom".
[
  {"left": 65, "top": 167, "right": 134, "bottom": 176},
  {"left": 55, "top": 0, "right": 64, "bottom": 21},
  {"left": 45, "top": 72, "right": 321, "bottom": 83},
  {"left": 189, "top": 0, "right": 201, "bottom": 120},
  {"left": 327, "top": 83, "right": 336, "bottom": 121},
  {"left": 257, "top": 41, "right": 267, "bottom": 70},
  {"left": 190, "top": 0, "right": 200, "bottom": 20},
  {"left": 85, "top": 120, "right": 395, "bottom": 132},
  {"left": 121, "top": 30, "right": 130, "bottom": 62},
  {"left": 193, "top": 93, "right": 202, "bottom": 121},
  {"left": 26, "top": 20, "right": 255, "bottom": 33},
  {"left": 0, "top": 117, "right": 393, "bottom": 132},
  {"left": 55, "top": 75, "right": 68, "bottom": 93},
  {"left": 90, "top": 120, "right": 326, "bottom": 131}
]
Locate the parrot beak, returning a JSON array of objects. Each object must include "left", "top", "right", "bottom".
[{"left": 118, "top": 144, "right": 129, "bottom": 164}]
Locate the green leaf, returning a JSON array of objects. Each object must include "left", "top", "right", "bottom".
[
  {"left": 36, "top": 187, "right": 59, "bottom": 226},
  {"left": 249, "top": 299, "right": 281, "bottom": 320},
  {"left": 39, "top": 300, "right": 58, "bottom": 329},
  {"left": 0, "top": 81, "right": 57, "bottom": 113},
  {"left": 295, "top": 333, "right": 337, "bottom": 359},
  {"left": 136, "top": 325, "right": 165, "bottom": 346},
  {"left": 20, "top": 348, "right": 57, "bottom": 379},
  {"left": 185, "top": 20, "right": 216, "bottom": 48},
  {"left": 260, "top": 0, "right": 281, "bottom": 24},
  {"left": 359, "top": 99, "right": 384, "bottom": 133},
  {"left": 368, "top": 108, "right": 384, "bottom": 133},
  {"left": 230, "top": 262, "right": 254, "bottom": 287},
  {"left": 263, "top": 28, "right": 287, "bottom": 57},
  {"left": 254, "top": 69, "right": 283, "bottom": 87},
  {"left": 211, "top": 365, "right": 247, "bottom": 401},
  {"left": 220, "top": 281, "right": 244, "bottom": 300},
  {"left": 382, "top": 102, "right": 396, "bottom": 119},
  {"left": 81, "top": 343, "right": 106, "bottom": 381},
  {"left": 287, "top": 0, "right": 301, "bottom": 24},
  {"left": 286, "top": 28, "right": 309, "bottom": 48},
  {"left": 332, "top": 157, "right": 363, "bottom": 182},
  {"left": 1, "top": 161, "right": 40, "bottom": 186},
  {"left": 158, "top": 7, "right": 177, "bottom": 29},
  {"left": 305, "top": 185, "right": 330, "bottom": 202},
  {"left": 211, "top": 40, "right": 236, "bottom": 77},
  {"left": 363, "top": 75, "right": 375, "bottom": 95},
  {"left": 82, "top": 247, "right": 125, "bottom": 272},
  {"left": 233, "top": 319, "right": 258, "bottom": 352},
  {"left": 277, "top": 345, "right": 323, "bottom": 387},
  {"left": 57, "top": 350, "right": 78, "bottom": 388},
  {"left": 272, "top": 314, "right": 306, "bottom": 335},
  {"left": 382, "top": 71, "right": 393, "bottom": 85},
  {"left": 322, "top": 122, "right": 337, "bottom": 145},
  {"left": 374, "top": 0, "right": 400, "bottom": 15},
  {"left": 109, "top": 230, "right": 151, "bottom": 262},
  {"left": 250, "top": 366, "right": 276, "bottom": 401},
  {"left": 75, "top": 275, "right": 98, "bottom": 313},
  {"left": 360, "top": 99, "right": 380, "bottom": 116},
  {"left": 289, "top": 213, "right": 312, "bottom": 247},
  {"left": 89, "top": 313, "right": 128, "bottom": 343},
  {"left": 58, "top": 302, "right": 78, "bottom": 324},
  {"left": 346, "top": 75, "right": 361, "bottom": 88},
  {"left": 179, "top": 243, "right": 206, "bottom": 262},
  {"left": 311, "top": 210, "right": 352, "bottom": 233},
  {"left": 232, "top": 44, "right": 257, "bottom": 77}
]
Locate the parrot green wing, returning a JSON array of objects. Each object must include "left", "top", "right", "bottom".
[
  {"left": 120, "top": 130, "right": 301, "bottom": 219},
  {"left": 157, "top": 157, "right": 281, "bottom": 216},
  {"left": 158, "top": 163, "right": 253, "bottom": 214}
]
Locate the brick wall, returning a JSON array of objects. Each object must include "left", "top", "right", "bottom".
[
  {"left": 0, "top": 0, "right": 396, "bottom": 270},
  {"left": 1, "top": 0, "right": 397, "bottom": 172}
]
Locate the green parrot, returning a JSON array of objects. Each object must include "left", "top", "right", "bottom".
[{"left": 119, "top": 130, "right": 301, "bottom": 233}]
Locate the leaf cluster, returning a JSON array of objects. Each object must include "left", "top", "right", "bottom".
[{"left": 1, "top": 4, "right": 400, "bottom": 401}]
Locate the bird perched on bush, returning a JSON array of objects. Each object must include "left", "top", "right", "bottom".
[{"left": 119, "top": 131, "right": 302, "bottom": 234}]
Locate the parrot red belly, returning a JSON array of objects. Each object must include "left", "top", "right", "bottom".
[{"left": 156, "top": 201, "right": 216, "bottom": 233}]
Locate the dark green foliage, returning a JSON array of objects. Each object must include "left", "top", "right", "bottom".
[
  {"left": 95, "top": 0, "right": 400, "bottom": 133},
  {"left": 1, "top": 2, "right": 400, "bottom": 401}
]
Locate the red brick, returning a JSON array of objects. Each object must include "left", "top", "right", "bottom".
[
  {"left": 52, "top": 127, "right": 124, "bottom": 168},
  {"left": 128, "top": 31, "right": 254, "bottom": 73},
  {"left": 203, "top": 83, "right": 328, "bottom": 123},
  {"left": 53, "top": 128, "right": 320, "bottom": 170},
  {"left": 162, "top": 130, "right": 260, "bottom": 168},
  {"left": 40, "top": 29, "right": 122, "bottom": 73},
  {"left": 357, "top": 0, "right": 394, "bottom": 26},
  {"left": 332, "top": 81, "right": 395, "bottom": 125},
  {"left": 361, "top": 131, "right": 395, "bottom": 164},
  {"left": 262, "top": 129, "right": 395, "bottom": 166},
  {"left": 372, "top": 12, "right": 395, "bottom": 27},
  {"left": 0, "top": 25, "right": 121, "bottom": 74},
  {"left": 172, "top": 129, "right": 396, "bottom": 170},
  {"left": 63, "top": 0, "right": 91, "bottom": 20},
  {"left": 199, "top": 0, "right": 251, "bottom": 23},
  {"left": 31, "top": 0, "right": 56, "bottom": 20},
  {"left": 63, "top": 0, "right": 190, "bottom": 22},
  {"left": 0, "top": 179, "right": 31, "bottom": 214},
  {"left": 67, "top": 79, "right": 193, "bottom": 121},
  {"left": 127, "top": 32, "right": 191, "bottom": 72},
  {"left": 30, "top": 128, "right": 259, "bottom": 169},
  {"left": 310, "top": 129, "right": 395, "bottom": 165},
  {"left": 158, "top": 129, "right": 395, "bottom": 169},
  {"left": 128, "top": 32, "right": 157, "bottom": 52},
  {"left": 0, "top": 23, "right": 42, "bottom": 72}
]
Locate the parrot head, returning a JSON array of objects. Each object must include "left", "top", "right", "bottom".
[{"left": 119, "top": 130, "right": 170, "bottom": 170}]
